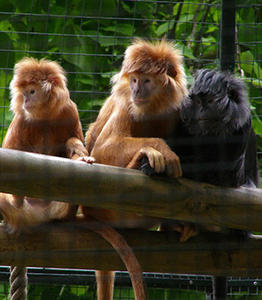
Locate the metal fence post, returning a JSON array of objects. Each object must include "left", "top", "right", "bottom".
[
  {"left": 220, "top": 0, "right": 236, "bottom": 72},
  {"left": 216, "top": 3, "right": 237, "bottom": 300}
]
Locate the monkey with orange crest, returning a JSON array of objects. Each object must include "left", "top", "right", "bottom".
[{"left": 84, "top": 39, "right": 192, "bottom": 300}]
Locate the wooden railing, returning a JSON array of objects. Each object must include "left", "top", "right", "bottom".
[{"left": 0, "top": 148, "right": 262, "bottom": 275}]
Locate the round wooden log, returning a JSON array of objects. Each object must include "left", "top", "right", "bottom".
[
  {"left": 0, "top": 222, "right": 262, "bottom": 276},
  {"left": 0, "top": 148, "right": 262, "bottom": 231}
]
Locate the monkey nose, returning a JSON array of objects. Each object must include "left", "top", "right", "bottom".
[{"left": 134, "top": 88, "right": 140, "bottom": 94}]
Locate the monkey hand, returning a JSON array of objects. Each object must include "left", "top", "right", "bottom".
[
  {"left": 139, "top": 156, "right": 156, "bottom": 176},
  {"left": 127, "top": 146, "right": 166, "bottom": 174},
  {"left": 66, "top": 137, "right": 89, "bottom": 158},
  {"left": 138, "top": 149, "right": 182, "bottom": 178}
]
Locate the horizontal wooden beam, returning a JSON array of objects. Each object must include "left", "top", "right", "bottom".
[
  {"left": 1, "top": 221, "right": 262, "bottom": 277},
  {"left": 0, "top": 148, "right": 262, "bottom": 232}
]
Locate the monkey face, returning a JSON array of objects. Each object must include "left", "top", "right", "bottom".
[
  {"left": 181, "top": 93, "right": 225, "bottom": 135},
  {"left": 180, "top": 69, "right": 250, "bottom": 136},
  {"left": 129, "top": 73, "right": 163, "bottom": 107},
  {"left": 21, "top": 84, "right": 49, "bottom": 112}
]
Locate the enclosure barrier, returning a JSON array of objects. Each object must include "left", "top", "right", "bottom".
[{"left": 0, "top": 148, "right": 262, "bottom": 277}]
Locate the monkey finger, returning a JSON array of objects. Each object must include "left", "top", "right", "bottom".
[
  {"left": 148, "top": 149, "right": 165, "bottom": 173},
  {"left": 152, "top": 154, "right": 162, "bottom": 173},
  {"left": 77, "top": 156, "right": 96, "bottom": 164},
  {"left": 158, "top": 155, "right": 166, "bottom": 173},
  {"left": 147, "top": 152, "right": 156, "bottom": 172}
]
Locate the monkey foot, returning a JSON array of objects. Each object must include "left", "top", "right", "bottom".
[{"left": 173, "top": 223, "right": 198, "bottom": 242}]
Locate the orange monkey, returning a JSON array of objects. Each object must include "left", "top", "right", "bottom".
[
  {"left": 84, "top": 39, "right": 188, "bottom": 300},
  {"left": 0, "top": 57, "right": 93, "bottom": 231}
]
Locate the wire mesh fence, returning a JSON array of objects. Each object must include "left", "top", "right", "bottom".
[
  {"left": 0, "top": 0, "right": 261, "bottom": 165},
  {"left": 0, "top": 0, "right": 262, "bottom": 299},
  {"left": 1, "top": 268, "right": 262, "bottom": 299}
]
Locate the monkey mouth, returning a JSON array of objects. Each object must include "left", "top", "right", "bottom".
[{"left": 24, "top": 100, "right": 34, "bottom": 110}]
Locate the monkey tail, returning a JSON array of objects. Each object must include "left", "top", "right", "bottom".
[
  {"left": 83, "top": 216, "right": 147, "bottom": 300},
  {"left": 0, "top": 193, "right": 71, "bottom": 233}
]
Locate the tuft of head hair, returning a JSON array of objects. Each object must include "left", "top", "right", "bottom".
[
  {"left": 120, "top": 39, "right": 184, "bottom": 80},
  {"left": 111, "top": 39, "right": 187, "bottom": 118},
  {"left": 10, "top": 57, "right": 70, "bottom": 115}
]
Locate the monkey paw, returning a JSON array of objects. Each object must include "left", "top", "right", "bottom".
[
  {"left": 76, "top": 156, "right": 96, "bottom": 164},
  {"left": 173, "top": 223, "right": 198, "bottom": 242},
  {"left": 141, "top": 147, "right": 165, "bottom": 174},
  {"left": 127, "top": 146, "right": 165, "bottom": 173}
]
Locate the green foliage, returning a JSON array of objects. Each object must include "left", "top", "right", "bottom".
[
  {"left": 0, "top": 1, "right": 261, "bottom": 296},
  {"left": 0, "top": 282, "right": 207, "bottom": 299},
  {"left": 0, "top": 0, "right": 261, "bottom": 136}
]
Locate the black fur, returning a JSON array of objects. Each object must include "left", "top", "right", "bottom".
[
  {"left": 139, "top": 69, "right": 259, "bottom": 300},
  {"left": 140, "top": 69, "right": 259, "bottom": 188}
]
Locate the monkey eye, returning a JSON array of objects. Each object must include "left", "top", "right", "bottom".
[
  {"left": 132, "top": 78, "right": 137, "bottom": 83},
  {"left": 193, "top": 96, "right": 201, "bottom": 105},
  {"left": 144, "top": 79, "right": 150, "bottom": 83},
  {"left": 30, "top": 89, "right": 35, "bottom": 95}
]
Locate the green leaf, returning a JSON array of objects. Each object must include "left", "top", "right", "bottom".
[
  {"left": 245, "top": 77, "right": 262, "bottom": 88},
  {"left": 183, "top": 47, "right": 196, "bottom": 59},
  {"left": 121, "top": 2, "right": 132, "bottom": 14},
  {"left": 252, "top": 116, "right": 262, "bottom": 135},
  {"left": 103, "top": 24, "right": 134, "bottom": 36},
  {"left": 240, "top": 51, "right": 262, "bottom": 79},
  {"left": 156, "top": 20, "right": 175, "bottom": 37},
  {"left": 202, "top": 36, "right": 216, "bottom": 45},
  {"left": 178, "top": 14, "right": 194, "bottom": 23},
  {"left": 206, "top": 25, "right": 218, "bottom": 34},
  {"left": 79, "top": 78, "right": 95, "bottom": 86},
  {"left": 176, "top": 43, "right": 196, "bottom": 60}
]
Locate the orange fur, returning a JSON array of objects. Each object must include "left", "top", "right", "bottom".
[
  {"left": 84, "top": 39, "right": 188, "bottom": 300},
  {"left": 0, "top": 57, "right": 90, "bottom": 232},
  {"left": 86, "top": 39, "right": 187, "bottom": 170},
  {"left": 10, "top": 57, "right": 70, "bottom": 120},
  {"left": 2, "top": 58, "right": 146, "bottom": 300}
]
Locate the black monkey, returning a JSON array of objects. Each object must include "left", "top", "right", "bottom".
[
  {"left": 140, "top": 69, "right": 259, "bottom": 300},
  {"left": 172, "top": 69, "right": 258, "bottom": 188},
  {"left": 141, "top": 69, "right": 258, "bottom": 187},
  {"left": 174, "top": 70, "right": 258, "bottom": 300}
]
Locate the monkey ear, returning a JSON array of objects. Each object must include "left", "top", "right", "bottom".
[
  {"left": 48, "top": 76, "right": 61, "bottom": 86},
  {"left": 43, "top": 76, "right": 62, "bottom": 93},
  {"left": 167, "top": 64, "right": 177, "bottom": 79},
  {"left": 42, "top": 80, "right": 53, "bottom": 93}
]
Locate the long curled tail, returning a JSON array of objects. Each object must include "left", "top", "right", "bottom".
[{"left": 83, "top": 216, "right": 147, "bottom": 300}]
